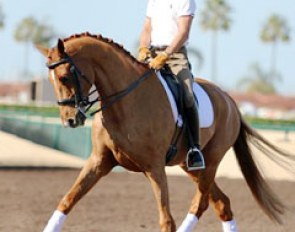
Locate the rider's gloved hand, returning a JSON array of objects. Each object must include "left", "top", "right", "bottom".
[
  {"left": 149, "top": 51, "right": 170, "bottom": 70},
  {"left": 137, "top": 47, "right": 151, "bottom": 62}
]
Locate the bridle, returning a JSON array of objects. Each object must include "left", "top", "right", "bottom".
[
  {"left": 46, "top": 52, "right": 153, "bottom": 124},
  {"left": 47, "top": 52, "right": 97, "bottom": 118},
  {"left": 47, "top": 53, "right": 98, "bottom": 126}
]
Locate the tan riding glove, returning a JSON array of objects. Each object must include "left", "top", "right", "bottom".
[
  {"left": 137, "top": 47, "right": 151, "bottom": 62},
  {"left": 149, "top": 52, "right": 170, "bottom": 70}
]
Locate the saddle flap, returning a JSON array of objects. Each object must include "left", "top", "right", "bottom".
[{"left": 156, "top": 72, "right": 214, "bottom": 128}]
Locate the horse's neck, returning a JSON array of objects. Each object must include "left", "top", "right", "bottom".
[
  {"left": 91, "top": 46, "right": 145, "bottom": 96},
  {"left": 87, "top": 43, "right": 164, "bottom": 115},
  {"left": 87, "top": 43, "right": 152, "bottom": 115}
]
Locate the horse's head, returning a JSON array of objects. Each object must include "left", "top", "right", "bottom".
[{"left": 37, "top": 39, "right": 94, "bottom": 128}]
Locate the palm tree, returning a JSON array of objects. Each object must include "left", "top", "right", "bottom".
[
  {"left": 33, "top": 20, "right": 56, "bottom": 47},
  {"left": 260, "top": 14, "right": 290, "bottom": 83},
  {"left": 0, "top": 4, "right": 4, "bottom": 29},
  {"left": 237, "top": 63, "right": 281, "bottom": 94},
  {"left": 14, "top": 16, "right": 56, "bottom": 78},
  {"left": 200, "top": 0, "right": 232, "bottom": 84}
]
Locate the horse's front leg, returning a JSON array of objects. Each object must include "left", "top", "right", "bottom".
[
  {"left": 145, "top": 167, "right": 176, "bottom": 232},
  {"left": 43, "top": 148, "right": 117, "bottom": 232}
]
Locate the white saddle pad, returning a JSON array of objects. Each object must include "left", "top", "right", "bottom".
[{"left": 156, "top": 72, "right": 214, "bottom": 128}]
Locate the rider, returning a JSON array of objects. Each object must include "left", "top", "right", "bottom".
[{"left": 138, "top": 0, "right": 205, "bottom": 171}]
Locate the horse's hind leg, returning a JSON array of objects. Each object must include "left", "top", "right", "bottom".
[
  {"left": 210, "top": 182, "right": 238, "bottom": 232},
  {"left": 177, "top": 164, "right": 217, "bottom": 232},
  {"left": 177, "top": 168, "right": 238, "bottom": 232},
  {"left": 145, "top": 167, "right": 176, "bottom": 232},
  {"left": 43, "top": 149, "right": 117, "bottom": 232}
]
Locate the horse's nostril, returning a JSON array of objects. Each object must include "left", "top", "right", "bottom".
[{"left": 68, "top": 118, "right": 75, "bottom": 126}]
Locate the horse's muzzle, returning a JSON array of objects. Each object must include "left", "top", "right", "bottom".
[{"left": 66, "top": 108, "right": 87, "bottom": 128}]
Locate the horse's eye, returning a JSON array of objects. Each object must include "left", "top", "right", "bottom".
[{"left": 60, "top": 76, "right": 70, "bottom": 84}]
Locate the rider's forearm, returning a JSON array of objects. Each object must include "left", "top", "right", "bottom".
[
  {"left": 165, "top": 15, "right": 193, "bottom": 55},
  {"left": 165, "top": 31, "right": 189, "bottom": 55},
  {"left": 139, "top": 18, "right": 152, "bottom": 48}
]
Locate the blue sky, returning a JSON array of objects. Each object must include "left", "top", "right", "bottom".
[{"left": 0, "top": 0, "right": 294, "bottom": 95}]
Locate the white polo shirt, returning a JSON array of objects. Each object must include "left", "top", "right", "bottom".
[{"left": 147, "top": 0, "right": 196, "bottom": 47}]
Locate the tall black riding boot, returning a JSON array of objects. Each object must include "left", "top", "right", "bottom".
[{"left": 186, "top": 104, "right": 205, "bottom": 171}]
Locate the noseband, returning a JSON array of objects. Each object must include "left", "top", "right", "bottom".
[{"left": 46, "top": 52, "right": 153, "bottom": 118}]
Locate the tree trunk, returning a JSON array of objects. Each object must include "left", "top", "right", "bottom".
[
  {"left": 24, "top": 41, "right": 30, "bottom": 78},
  {"left": 270, "top": 40, "right": 278, "bottom": 82},
  {"left": 211, "top": 30, "right": 218, "bottom": 84}
]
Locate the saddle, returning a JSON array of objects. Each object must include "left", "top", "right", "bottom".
[{"left": 156, "top": 66, "right": 214, "bottom": 164}]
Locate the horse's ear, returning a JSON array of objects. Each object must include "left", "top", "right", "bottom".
[
  {"left": 35, "top": 44, "right": 49, "bottom": 57},
  {"left": 57, "top": 39, "right": 65, "bottom": 55}
]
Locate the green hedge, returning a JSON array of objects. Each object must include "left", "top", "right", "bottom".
[
  {"left": 245, "top": 116, "right": 295, "bottom": 125},
  {"left": 0, "top": 104, "right": 59, "bottom": 118}
]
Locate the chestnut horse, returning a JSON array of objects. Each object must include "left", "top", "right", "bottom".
[{"left": 37, "top": 33, "right": 294, "bottom": 232}]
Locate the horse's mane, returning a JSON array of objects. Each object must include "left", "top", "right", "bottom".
[{"left": 62, "top": 32, "right": 147, "bottom": 68}]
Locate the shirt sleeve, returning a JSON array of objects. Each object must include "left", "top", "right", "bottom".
[
  {"left": 177, "top": 0, "right": 196, "bottom": 17},
  {"left": 146, "top": 0, "right": 153, "bottom": 18}
]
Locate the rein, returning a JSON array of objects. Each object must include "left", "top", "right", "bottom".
[
  {"left": 47, "top": 52, "right": 154, "bottom": 117},
  {"left": 90, "top": 69, "right": 153, "bottom": 115}
]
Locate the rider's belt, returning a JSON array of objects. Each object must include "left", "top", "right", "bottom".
[
  {"left": 150, "top": 46, "right": 185, "bottom": 52},
  {"left": 151, "top": 46, "right": 168, "bottom": 51}
]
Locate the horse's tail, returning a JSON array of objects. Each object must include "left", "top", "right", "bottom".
[{"left": 233, "top": 117, "right": 295, "bottom": 223}]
